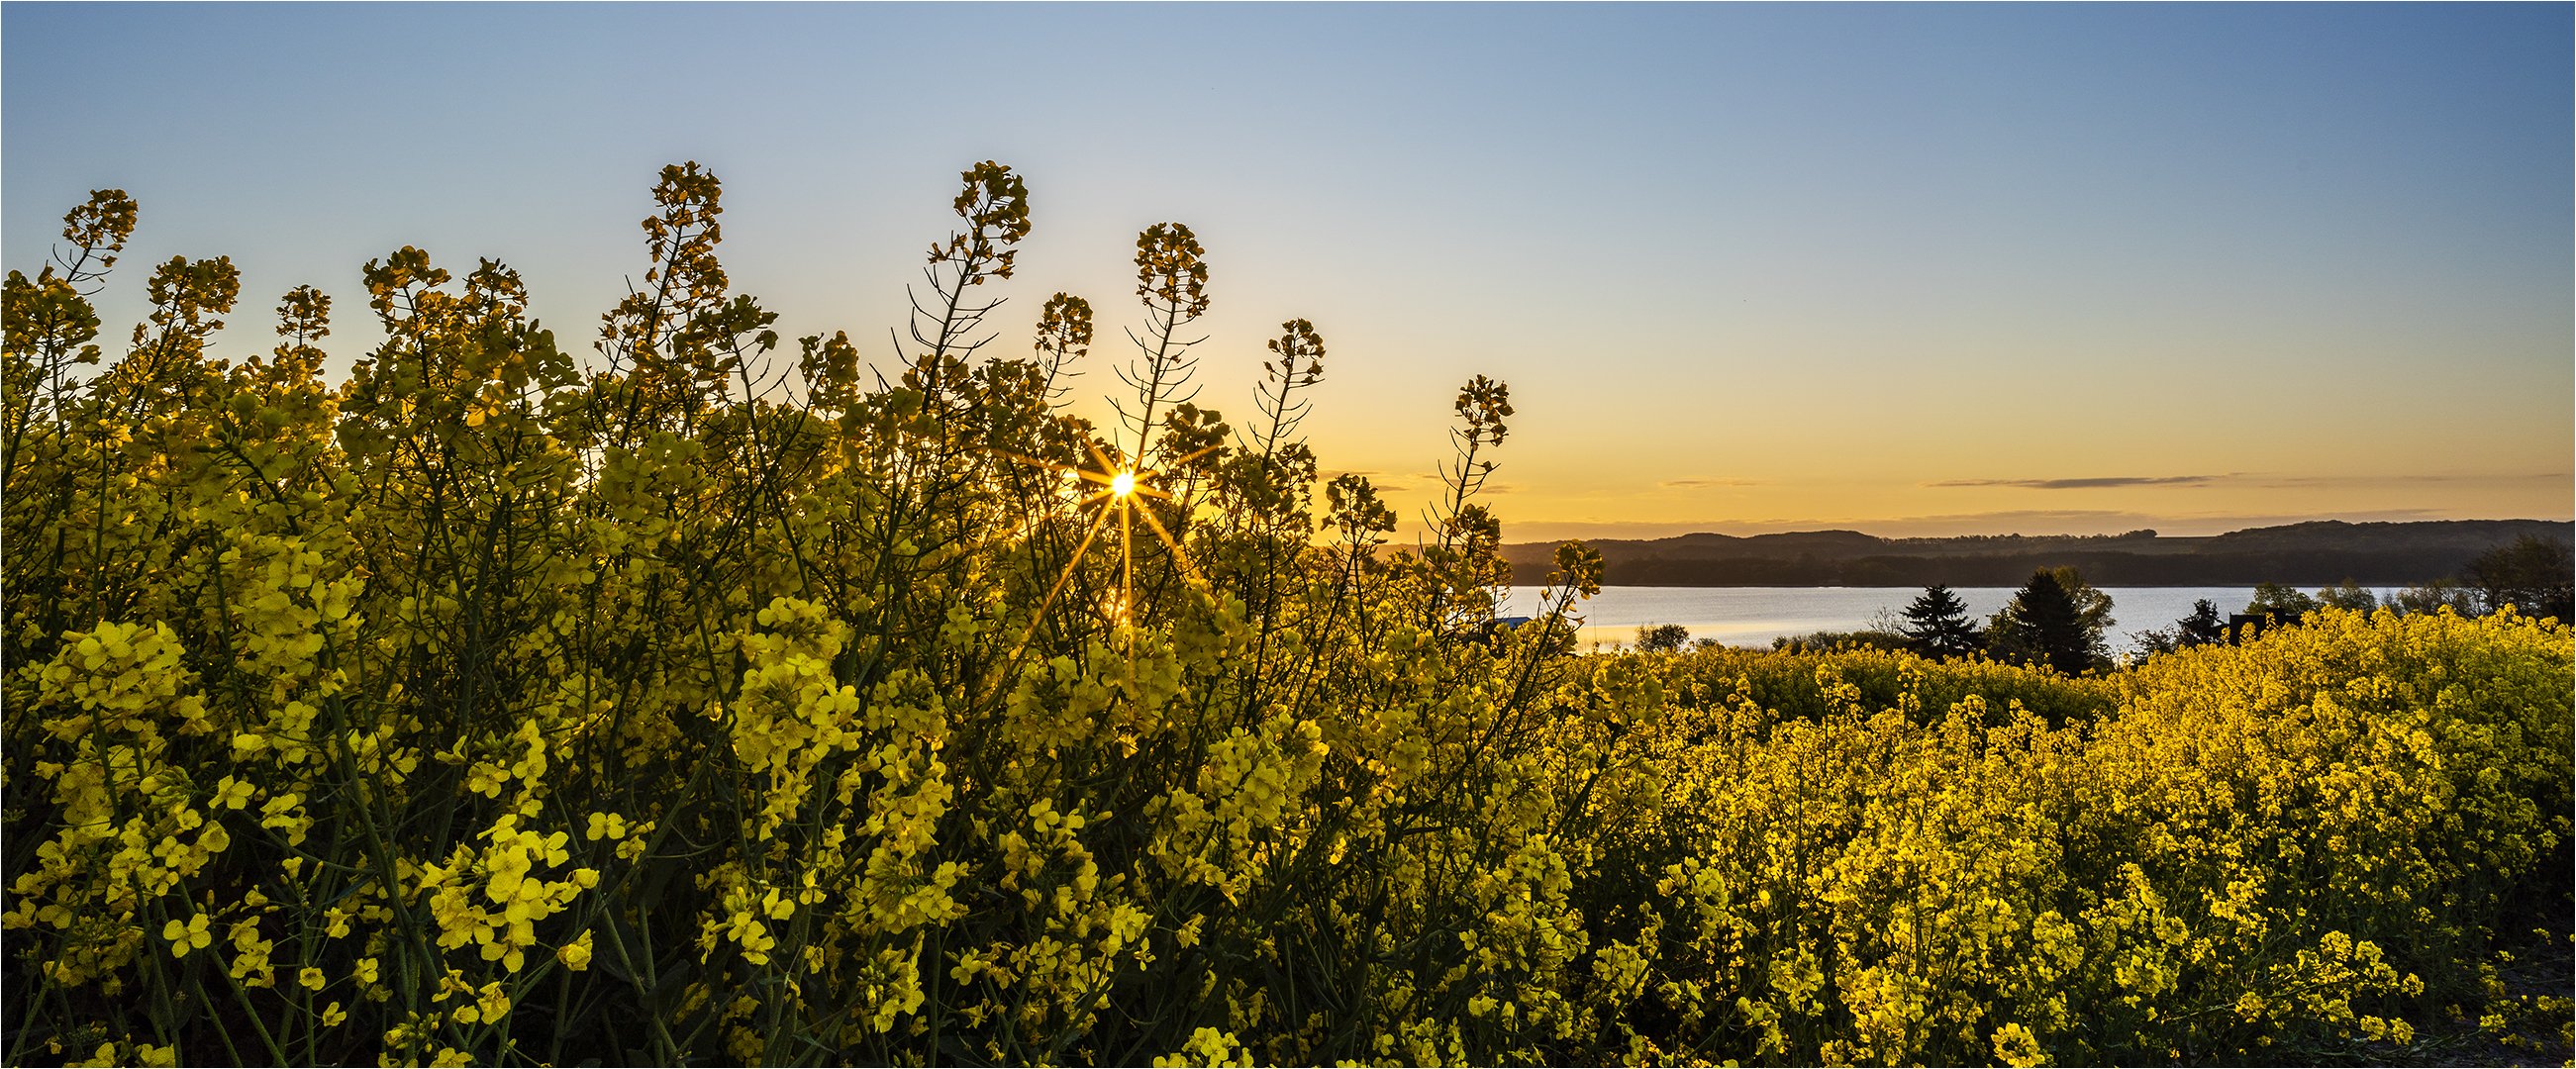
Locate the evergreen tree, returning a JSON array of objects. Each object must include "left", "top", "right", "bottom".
[
  {"left": 2176, "top": 598, "right": 2227, "bottom": 646},
  {"left": 1898, "top": 584, "right": 1982, "bottom": 659},
  {"left": 1988, "top": 568, "right": 2108, "bottom": 674},
  {"left": 2056, "top": 566, "right": 2117, "bottom": 638}
]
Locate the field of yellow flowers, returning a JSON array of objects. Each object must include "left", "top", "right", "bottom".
[{"left": 5, "top": 165, "right": 2568, "bottom": 1066}]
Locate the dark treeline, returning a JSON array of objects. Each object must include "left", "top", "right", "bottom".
[
  {"left": 1503, "top": 519, "right": 2572, "bottom": 587},
  {"left": 1758, "top": 534, "right": 2573, "bottom": 673},
  {"left": 1590, "top": 549, "right": 2466, "bottom": 587}
]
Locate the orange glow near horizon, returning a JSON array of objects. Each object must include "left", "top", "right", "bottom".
[{"left": 1306, "top": 446, "right": 2573, "bottom": 545}]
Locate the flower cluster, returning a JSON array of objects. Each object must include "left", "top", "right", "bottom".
[{"left": 7, "top": 168, "right": 2565, "bottom": 1067}]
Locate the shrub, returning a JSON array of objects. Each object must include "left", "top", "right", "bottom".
[{"left": 1634, "top": 624, "right": 1690, "bottom": 653}]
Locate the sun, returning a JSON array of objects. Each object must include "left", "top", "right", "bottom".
[{"left": 984, "top": 440, "right": 1220, "bottom": 673}]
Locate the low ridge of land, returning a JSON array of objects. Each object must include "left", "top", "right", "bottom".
[{"left": 1502, "top": 519, "right": 2573, "bottom": 587}]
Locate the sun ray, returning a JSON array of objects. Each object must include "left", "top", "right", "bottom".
[
  {"left": 1131, "top": 495, "right": 1213, "bottom": 591},
  {"left": 1082, "top": 440, "right": 1125, "bottom": 484},
  {"left": 972, "top": 439, "right": 1124, "bottom": 548},
  {"left": 1121, "top": 498, "right": 1135, "bottom": 627},
  {"left": 999, "top": 494, "right": 1119, "bottom": 668},
  {"left": 1120, "top": 492, "right": 1138, "bottom": 696},
  {"left": 986, "top": 484, "right": 1112, "bottom": 549},
  {"left": 984, "top": 446, "right": 1072, "bottom": 474},
  {"left": 1161, "top": 442, "right": 1224, "bottom": 470},
  {"left": 970, "top": 432, "right": 1226, "bottom": 694}
]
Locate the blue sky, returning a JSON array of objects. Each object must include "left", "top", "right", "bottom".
[{"left": 7, "top": 2, "right": 2568, "bottom": 537}]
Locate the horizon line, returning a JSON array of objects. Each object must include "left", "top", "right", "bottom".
[{"left": 1491, "top": 516, "right": 2575, "bottom": 545}]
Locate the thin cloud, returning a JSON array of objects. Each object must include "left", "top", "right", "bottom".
[
  {"left": 1931, "top": 471, "right": 2568, "bottom": 491},
  {"left": 1660, "top": 477, "right": 1764, "bottom": 489},
  {"left": 2247, "top": 472, "right": 2570, "bottom": 488},
  {"left": 1929, "top": 475, "right": 2226, "bottom": 490},
  {"left": 1883, "top": 508, "right": 2457, "bottom": 531}
]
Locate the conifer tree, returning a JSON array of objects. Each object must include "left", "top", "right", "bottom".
[
  {"left": 1988, "top": 568, "right": 2109, "bottom": 674},
  {"left": 1898, "top": 584, "right": 1982, "bottom": 659},
  {"left": 2176, "top": 598, "right": 2228, "bottom": 646}
]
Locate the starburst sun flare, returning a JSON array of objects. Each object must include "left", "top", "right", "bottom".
[{"left": 988, "top": 441, "right": 1221, "bottom": 668}]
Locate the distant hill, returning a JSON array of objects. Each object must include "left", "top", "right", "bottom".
[{"left": 1500, "top": 520, "right": 2574, "bottom": 587}]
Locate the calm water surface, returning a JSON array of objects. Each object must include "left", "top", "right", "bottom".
[{"left": 1498, "top": 586, "right": 2395, "bottom": 655}]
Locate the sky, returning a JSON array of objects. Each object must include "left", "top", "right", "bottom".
[{"left": 7, "top": 2, "right": 2569, "bottom": 541}]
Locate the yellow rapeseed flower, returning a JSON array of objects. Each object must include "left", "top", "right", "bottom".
[{"left": 162, "top": 915, "right": 211, "bottom": 957}]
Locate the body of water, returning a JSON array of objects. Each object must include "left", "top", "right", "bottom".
[{"left": 1498, "top": 585, "right": 2394, "bottom": 656}]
